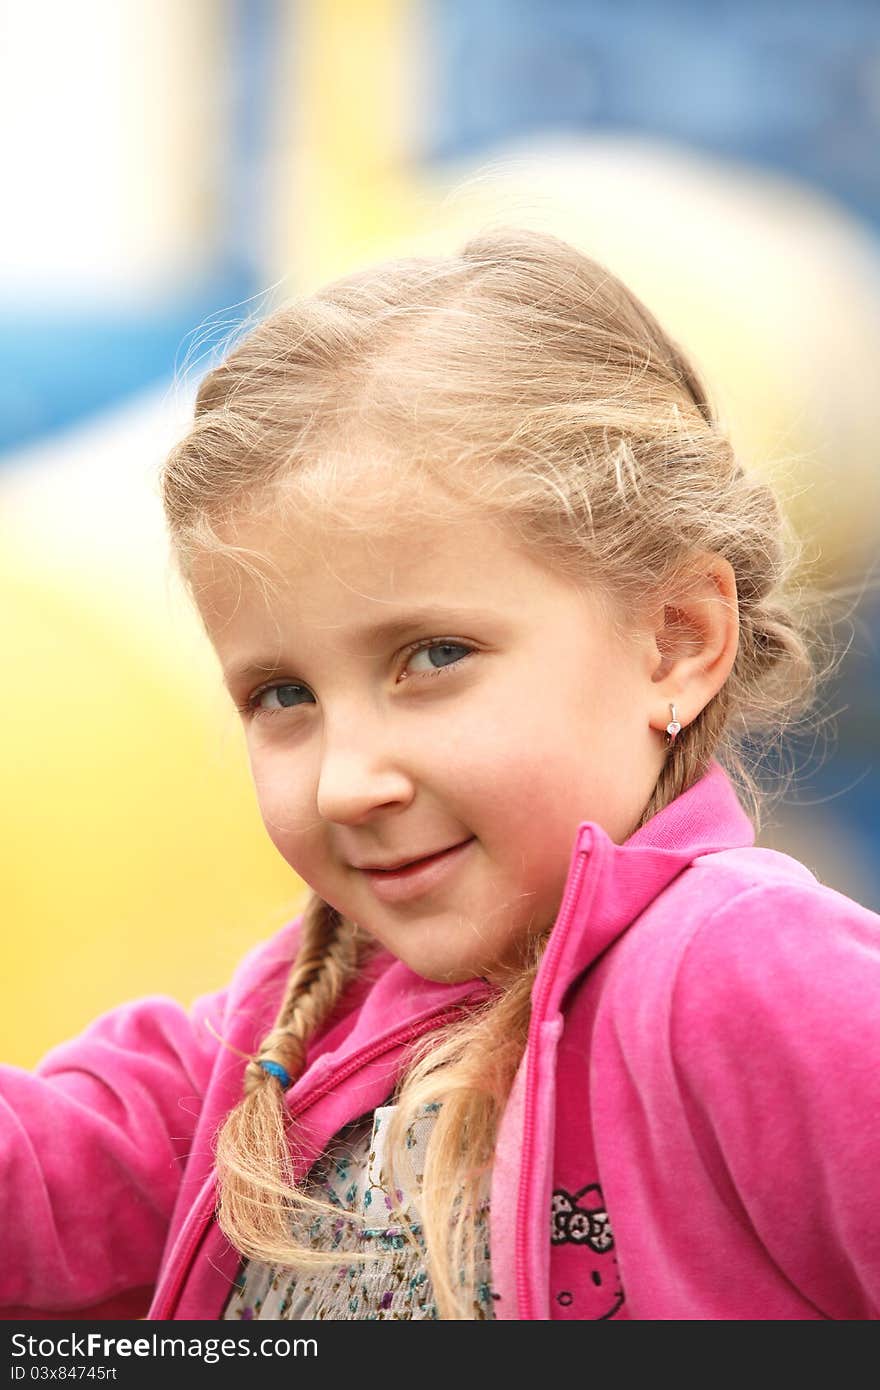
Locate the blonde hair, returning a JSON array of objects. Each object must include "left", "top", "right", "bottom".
[{"left": 161, "top": 226, "right": 850, "bottom": 1317}]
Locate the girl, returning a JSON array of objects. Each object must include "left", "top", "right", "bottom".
[{"left": 3, "top": 227, "right": 880, "bottom": 1321}]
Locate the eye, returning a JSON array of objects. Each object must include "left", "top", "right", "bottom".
[
  {"left": 403, "top": 640, "right": 475, "bottom": 679},
  {"left": 242, "top": 683, "right": 315, "bottom": 718}
]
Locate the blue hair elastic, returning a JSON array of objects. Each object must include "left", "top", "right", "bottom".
[{"left": 258, "top": 1059, "right": 293, "bottom": 1090}]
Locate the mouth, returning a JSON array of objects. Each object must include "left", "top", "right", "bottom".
[
  {"left": 356, "top": 840, "right": 473, "bottom": 873},
  {"left": 356, "top": 838, "right": 476, "bottom": 902}
]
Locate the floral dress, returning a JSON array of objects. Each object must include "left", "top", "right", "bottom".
[{"left": 223, "top": 1104, "right": 496, "bottom": 1320}]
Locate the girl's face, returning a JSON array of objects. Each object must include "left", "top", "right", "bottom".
[{"left": 195, "top": 476, "right": 667, "bottom": 984}]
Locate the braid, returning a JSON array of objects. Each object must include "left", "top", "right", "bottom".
[
  {"left": 215, "top": 893, "right": 362, "bottom": 1260},
  {"left": 244, "top": 895, "right": 359, "bottom": 1096}
]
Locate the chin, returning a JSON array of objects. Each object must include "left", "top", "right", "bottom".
[
  {"left": 384, "top": 941, "right": 488, "bottom": 984},
  {"left": 407, "top": 957, "right": 484, "bottom": 985},
  {"left": 391, "top": 929, "right": 531, "bottom": 988}
]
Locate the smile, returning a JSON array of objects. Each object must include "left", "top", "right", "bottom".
[{"left": 359, "top": 838, "right": 475, "bottom": 904}]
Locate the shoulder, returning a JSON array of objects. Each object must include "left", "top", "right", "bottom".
[
  {"left": 664, "top": 871, "right": 880, "bottom": 1158},
  {"left": 206, "top": 914, "right": 413, "bottom": 1057},
  {"left": 619, "top": 840, "right": 876, "bottom": 974},
  {"left": 672, "top": 869, "right": 880, "bottom": 1034},
  {"left": 597, "top": 850, "right": 880, "bottom": 1071},
  {"left": 181, "top": 913, "right": 306, "bottom": 1061},
  {"left": 218, "top": 914, "right": 303, "bottom": 1012}
]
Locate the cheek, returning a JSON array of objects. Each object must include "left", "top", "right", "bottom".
[
  {"left": 248, "top": 754, "right": 311, "bottom": 853},
  {"left": 463, "top": 738, "right": 576, "bottom": 848}
]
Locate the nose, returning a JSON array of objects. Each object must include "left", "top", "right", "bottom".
[{"left": 315, "top": 714, "right": 415, "bottom": 825}]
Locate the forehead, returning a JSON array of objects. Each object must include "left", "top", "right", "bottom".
[
  {"left": 189, "top": 460, "right": 596, "bottom": 642},
  {"left": 197, "top": 508, "right": 526, "bottom": 624}
]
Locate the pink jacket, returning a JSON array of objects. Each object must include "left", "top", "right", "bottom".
[{"left": 3, "top": 760, "right": 880, "bottom": 1320}]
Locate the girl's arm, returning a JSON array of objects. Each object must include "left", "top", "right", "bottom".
[
  {"left": 671, "top": 880, "right": 880, "bottom": 1320},
  {"left": 0, "top": 985, "right": 224, "bottom": 1318}
]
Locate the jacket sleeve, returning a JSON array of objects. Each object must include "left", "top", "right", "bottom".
[
  {"left": 0, "top": 986, "right": 225, "bottom": 1318},
  {"left": 670, "top": 880, "right": 880, "bottom": 1319}
]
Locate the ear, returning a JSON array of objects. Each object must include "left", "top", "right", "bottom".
[{"left": 645, "top": 553, "right": 740, "bottom": 737}]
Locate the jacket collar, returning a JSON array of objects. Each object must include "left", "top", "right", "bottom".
[{"left": 536, "top": 759, "right": 755, "bottom": 1017}]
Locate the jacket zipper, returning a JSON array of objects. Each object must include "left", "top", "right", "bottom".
[
  {"left": 151, "top": 997, "right": 481, "bottom": 1320},
  {"left": 515, "top": 841, "right": 594, "bottom": 1320}
]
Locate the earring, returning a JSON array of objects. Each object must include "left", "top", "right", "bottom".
[{"left": 665, "top": 703, "right": 682, "bottom": 747}]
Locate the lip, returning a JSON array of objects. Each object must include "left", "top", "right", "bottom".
[
  {"left": 358, "top": 838, "right": 475, "bottom": 904},
  {"left": 355, "top": 842, "right": 464, "bottom": 872}
]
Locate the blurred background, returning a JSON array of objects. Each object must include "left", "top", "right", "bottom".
[{"left": 3, "top": 0, "right": 879, "bottom": 1067}]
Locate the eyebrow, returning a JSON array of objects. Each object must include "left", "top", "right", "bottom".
[{"left": 222, "top": 606, "right": 493, "bottom": 691}]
